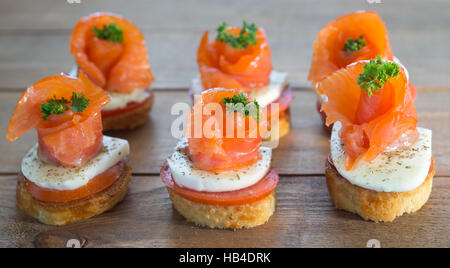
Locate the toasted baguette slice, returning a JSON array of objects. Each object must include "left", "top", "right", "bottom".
[
  {"left": 102, "top": 91, "right": 154, "bottom": 131},
  {"left": 17, "top": 163, "right": 132, "bottom": 226},
  {"left": 325, "top": 160, "right": 434, "bottom": 222},
  {"left": 263, "top": 109, "right": 290, "bottom": 143},
  {"left": 168, "top": 189, "right": 276, "bottom": 229}
]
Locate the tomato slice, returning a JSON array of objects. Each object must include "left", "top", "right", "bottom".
[
  {"left": 23, "top": 159, "right": 124, "bottom": 203},
  {"left": 101, "top": 95, "right": 151, "bottom": 118},
  {"left": 316, "top": 97, "right": 326, "bottom": 121},
  {"left": 160, "top": 161, "right": 279, "bottom": 206},
  {"left": 263, "top": 87, "right": 294, "bottom": 121}
]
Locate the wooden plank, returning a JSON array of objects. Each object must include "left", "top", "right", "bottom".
[
  {"left": 1, "top": 89, "right": 449, "bottom": 176},
  {"left": 0, "top": 33, "right": 201, "bottom": 90},
  {"left": 1, "top": 0, "right": 448, "bottom": 31},
  {"left": 1, "top": 174, "right": 448, "bottom": 248},
  {"left": 0, "top": 0, "right": 449, "bottom": 89},
  {"left": 1, "top": 30, "right": 449, "bottom": 90}
]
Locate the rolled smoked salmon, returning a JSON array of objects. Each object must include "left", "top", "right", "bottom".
[
  {"left": 70, "top": 12, "right": 154, "bottom": 93},
  {"left": 6, "top": 72, "right": 110, "bottom": 167},
  {"left": 197, "top": 24, "right": 272, "bottom": 92},
  {"left": 186, "top": 88, "right": 264, "bottom": 172},
  {"left": 318, "top": 60, "right": 417, "bottom": 170},
  {"left": 308, "top": 11, "right": 394, "bottom": 87}
]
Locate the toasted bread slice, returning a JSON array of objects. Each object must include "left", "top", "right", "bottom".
[
  {"left": 17, "top": 163, "right": 132, "bottom": 226},
  {"left": 263, "top": 109, "right": 290, "bottom": 143},
  {"left": 102, "top": 91, "right": 154, "bottom": 131},
  {"left": 168, "top": 189, "right": 276, "bottom": 229},
  {"left": 325, "top": 160, "right": 434, "bottom": 222}
]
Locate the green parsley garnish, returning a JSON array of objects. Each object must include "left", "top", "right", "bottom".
[
  {"left": 356, "top": 55, "right": 400, "bottom": 97},
  {"left": 69, "top": 92, "right": 90, "bottom": 113},
  {"left": 40, "top": 92, "right": 90, "bottom": 120},
  {"left": 343, "top": 35, "right": 366, "bottom": 52},
  {"left": 216, "top": 20, "right": 258, "bottom": 50},
  {"left": 222, "top": 93, "right": 260, "bottom": 122},
  {"left": 40, "top": 95, "right": 70, "bottom": 120},
  {"left": 92, "top": 22, "right": 124, "bottom": 43}
]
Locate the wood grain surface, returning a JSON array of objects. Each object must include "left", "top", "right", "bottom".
[
  {"left": 0, "top": 0, "right": 449, "bottom": 248},
  {"left": 0, "top": 0, "right": 449, "bottom": 89},
  {"left": 1, "top": 174, "right": 449, "bottom": 248}
]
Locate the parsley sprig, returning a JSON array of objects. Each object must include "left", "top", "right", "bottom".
[
  {"left": 216, "top": 20, "right": 258, "bottom": 50},
  {"left": 40, "top": 92, "right": 90, "bottom": 120},
  {"left": 40, "top": 96, "right": 70, "bottom": 120},
  {"left": 69, "top": 92, "right": 90, "bottom": 112},
  {"left": 93, "top": 22, "right": 124, "bottom": 43},
  {"left": 222, "top": 93, "right": 260, "bottom": 122},
  {"left": 343, "top": 35, "right": 366, "bottom": 52},
  {"left": 356, "top": 55, "right": 400, "bottom": 97}
]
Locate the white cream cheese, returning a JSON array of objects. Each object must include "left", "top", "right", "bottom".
[
  {"left": 191, "top": 70, "right": 288, "bottom": 107},
  {"left": 330, "top": 122, "right": 432, "bottom": 192},
  {"left": 21, "top": 136, "right": 130, "bottom": 191},
  {"left": 103, "top": 88, "right": 151, "bottom": 111},
  {"left": 167, "top": 139, "right": 272, "bottom": 192}
]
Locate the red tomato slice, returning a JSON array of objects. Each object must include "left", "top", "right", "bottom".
[
  {"left": 160, "top": 161, "right": 279, "bottom": 206},
  {"left": 429, "top": 157, "right": 435, "bottom": 173},
  {"left": 263, "top": 87, "right": 294, "bottom": 121},
  {"left": 101, "top": 94, "right": 151, "bottom": 118},
  {"left": 23, "top": 159, "right": 124, "bottom": 203},
  {"left": 316, "top": 97, "right": 326, "bottom": 121}
]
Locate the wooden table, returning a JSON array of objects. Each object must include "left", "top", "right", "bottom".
[{"left": 0, "top": 0, "right": 449, "bottom": 248}]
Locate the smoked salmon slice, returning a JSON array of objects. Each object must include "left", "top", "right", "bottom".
[
  {"left": 6, "top": 72, "right": 110, "bottom": 167},
  {"left": 308, "top": 11, "right": 394, "bottom": 87},
  {"left": 186, "top": 88, "right": 264, "bottom": 172},
  {"left": 70, "top": 12, "right": 154, "bottom": 93},
  {"left": 197, "top": 23, "right": 272, "bottom": 92},
  {"left": 318, "top": 60, "right": 417, "bottom": 170}
]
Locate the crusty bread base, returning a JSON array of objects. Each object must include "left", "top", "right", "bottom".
[
  {"left": 102, "top": 91, "right": 154, "bottom": 131},
  {"left": 325, "top": 160, "right": 434, "bottom": 222},
  {"left": 16, "top": 163, "right": 132, "bottom": 226},
  {"left": 168, "top": 189, "right": 276, "bottom": 229},
  {"left": 263, "top": 110, "right": 291, "bottom": 143}
]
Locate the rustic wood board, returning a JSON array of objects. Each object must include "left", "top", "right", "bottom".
[
  {"left": 0, "top": 0, "right": 449, "bottom": 89},
  {"left": 0, "top": 0, "right": 449, "bottom": 248},
  {"left": 1, "top": 89, "right": 449, "bottom": 176},
  {"left": 1, "top": 174, "right": 448, "bottom": 248}
]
